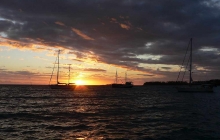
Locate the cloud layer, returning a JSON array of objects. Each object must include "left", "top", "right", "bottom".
[{"left": 0, "top": 0, "right": 220, "bottom": 81}]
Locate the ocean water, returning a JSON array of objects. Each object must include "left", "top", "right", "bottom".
[{"left": 0, "top": 85, "right": 220, "bottom": 140}]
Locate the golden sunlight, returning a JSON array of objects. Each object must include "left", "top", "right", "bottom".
[{"left": 75, "top": 79, "right": 85, "bottom": 85}]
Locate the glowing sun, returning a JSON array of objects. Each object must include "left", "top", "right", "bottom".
[{"left": 75, "top": 80, "right": 85, "bottom": 85}]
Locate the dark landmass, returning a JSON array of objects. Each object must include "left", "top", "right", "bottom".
[
  {"left": 143, "top": 81, "right": 187, "bottom": 86},
  {"left": 143, "top": 79, "right": 220, "bottom": 86}
]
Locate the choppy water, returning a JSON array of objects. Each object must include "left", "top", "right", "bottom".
[{"left": 0, "top": 85, "right": 220, "bottom": 139}]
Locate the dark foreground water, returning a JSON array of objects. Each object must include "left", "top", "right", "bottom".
[{"left": 0, "top": 85, "right": 220, "bottom": 140}]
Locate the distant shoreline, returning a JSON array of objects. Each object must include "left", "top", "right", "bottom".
[
  {"left": 143, "top": 79, "right": 220, "bottom": 86},
  {"left": 1, "top": 79, "right": 220, "bottom": 86},
  {"left": 0, "top": 84, "right": 144, "bottom": 86}
]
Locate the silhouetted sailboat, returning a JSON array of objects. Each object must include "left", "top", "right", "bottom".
[
  {"left": 176, "top": 38, "right": 213, "bottom": 92},
  {"left": 112, "top": 71, "right": 133, "bottom": 88},
  {"left": 49, "top": 50, "right": 76, "bottom": 90}
]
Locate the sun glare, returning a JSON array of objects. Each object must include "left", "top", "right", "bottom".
[{"left": 75, "top": 80, "right": 84, "bottom": 85}]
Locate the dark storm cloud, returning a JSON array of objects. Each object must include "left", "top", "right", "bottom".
[
  {"left": 0, "top": 68, "right": 7, "bottom": 71},
  {"left": 0, "top": 0, "right": 220, "bottom": 80},
  {"left": 0, "top": 69, "right": 37, "bottom": 76},
  {"left": 83, "top": 68, "right": 106, "bottom": 72},
  {"left": 161, "top": 67, "right": 172, "bottom": 70},
  {"left": 137, "top": 74, "right": 154, "bottom": 77}
]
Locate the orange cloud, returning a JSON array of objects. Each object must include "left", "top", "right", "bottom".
[
  {"left": 109, "top": 17, "right": 132, "bottom": 30},
  {"left": 120, "top": 23, "right": 131, "bottom": 30},
  {"left": 55, "top": 21, "right": 66, "bottom": 26},
  {"left": 136, "top": 27, "right": 143, "bottom": 31},
  {"left": 0, "top": 37, "right": 33, "bottom": 49},
  {"left": 111, "top": 18, "right": 117, "bottom": 23},
  {"left": 71, "top": 28, "right": 94, "bottom": 40},
  {"left": 111, "top": 18, "right": 117, "bottom": 21},
  {"left": 0, "top": 37, "right": 58, "bottom": 52},
  {"left": 83, "top": 68, "right": 106, "bottom": 72}
]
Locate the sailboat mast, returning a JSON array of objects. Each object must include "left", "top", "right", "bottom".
[
  {"left": 57, "top": 50, "right": 60, "bottom": 84},
  {"left": 116, "top": 70, "right": 118, "bottom": 84},
  {"left": 189, "top": 38, "right": 192, "bottom": 84},
  {"left": 125, "top": 72, "right": 127, "bottom": 83},
  {"left": 68, "top": 64, "right": 71, "bottom": 84}
]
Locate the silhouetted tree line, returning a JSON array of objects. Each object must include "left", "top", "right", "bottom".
[
  {"left": 194, "top": 79, "right": 220, "bottom": 86},
  {"left": 143, "top": 79, "right": 220, "bottom": 86},
  {"left": 143, "top": 81, "right": 187, "bottom": 85}
]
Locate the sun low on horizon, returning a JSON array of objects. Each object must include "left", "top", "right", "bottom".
[
  {"left": 1, "top": 1, "right": 220, "bottom": 139},
  {"left": 1, "top": 45, "right": 218, "bottom": 86},
  {"left": 74, "top": 79, "right": 86, "bottom": 85},
  {"left": 1, "top": 0, "right": 220, "bottom": 85}
]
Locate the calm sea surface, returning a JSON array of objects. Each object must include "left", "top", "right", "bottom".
[{"left": 0, "top": 85, "right": 220, "bottom": 139}]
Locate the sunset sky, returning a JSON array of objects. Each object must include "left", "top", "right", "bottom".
[{"left": 0, "top": 0, "right": 220, "bottom": 85}]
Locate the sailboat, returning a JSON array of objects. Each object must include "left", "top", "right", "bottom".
[
  {"left": 112, "top": 71, "right": 133, "bottom": 88},
  {"left": 176, "top": 38, "right": 213, "bottom": 92},
  {"left": 49, "top": 50, "right": 76, "bottom": 90}
]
